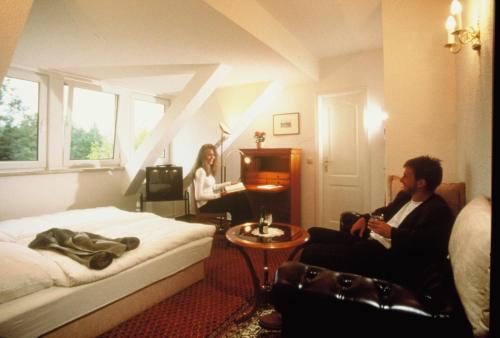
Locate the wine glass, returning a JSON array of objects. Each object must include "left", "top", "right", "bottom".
[{"left": 264, "top": 213, "right": 273, "bottom": 227}]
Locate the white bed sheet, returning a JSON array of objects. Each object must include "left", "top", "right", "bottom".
[
  {"left": 0, "top": 237, "right": 213, "bottom": 338},
  {"left": 0, "top": 207, "right": 215, "bottom": 286}
]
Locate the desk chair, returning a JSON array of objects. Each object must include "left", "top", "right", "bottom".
[{"left": 182, "top": 187, "right": 230, "bottom": 233}]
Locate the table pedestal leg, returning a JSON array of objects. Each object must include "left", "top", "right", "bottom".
[{"left": 233, "top": 246, "right": 271, "bottom": 323}]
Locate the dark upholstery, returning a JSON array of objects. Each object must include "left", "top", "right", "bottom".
[
  {"left": 271, "top": 261, "right": 473, "bottom": 338},
  {"left": 271, "top": 177, "right": 472, "bottom": 337}
]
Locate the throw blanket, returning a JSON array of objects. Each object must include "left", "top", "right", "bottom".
[{"left": 29, "top": 228, "right": 140, "bottom": 270}]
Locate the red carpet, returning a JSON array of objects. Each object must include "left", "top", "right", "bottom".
[{"left": 99, "top": 233, "right": 292, "bottom": 338}]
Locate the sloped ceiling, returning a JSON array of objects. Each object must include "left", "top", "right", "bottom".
[{"left": 11, "top": 0, "right": 382, "bottom": 96}]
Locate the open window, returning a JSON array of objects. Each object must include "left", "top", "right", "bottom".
[
  {"left": 63, "top": 81, "right": 119, "bottom": 167},
  {"left": 0, "top": 69, "right": 48, "bottom": 170}
]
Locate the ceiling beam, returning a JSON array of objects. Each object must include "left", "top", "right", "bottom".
[
  {"left": 0, "top": 0, "right": 33, "bottom": 83},
  {"left": 203, "top": 0, "right": 318, "bottom": 81},
  {"left": 123, "top": 63, "right": 231, "bottom": 195}
]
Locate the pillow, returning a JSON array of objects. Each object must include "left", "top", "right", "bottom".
[
  {"left": 0, "top": 242, "right": 55, "bottom": 304},
  {"left": 448, "top": 195, "right": 491, "bottom": 338}
]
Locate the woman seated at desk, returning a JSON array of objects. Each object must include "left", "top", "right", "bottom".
[{"left": 193, "top": 144, "right": 254, "bottom": 226}]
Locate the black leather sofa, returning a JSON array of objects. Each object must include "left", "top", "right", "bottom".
[{"left": 270, "top": 209, "right": 475, "bottom": 338}]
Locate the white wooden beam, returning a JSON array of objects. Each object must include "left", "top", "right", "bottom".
[
  {"left": 123, "top": 64, "right": 231, "bottom": 195},
  {"left": 0, "top": 0, "right": 33, "bottom": 82},
  {"left": 203, "top": 0, "right": 318, "bottom": 80}
]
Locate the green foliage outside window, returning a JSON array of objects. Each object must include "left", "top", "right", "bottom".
[
  {"left": 70, "top": 125, "right": 113, "bottom": 160},
  {"left": 1, "top": 77, "right": 112, "bottom": 163},
  {"left": 0, "top": 79, "right": 38, "bottom": 161}
]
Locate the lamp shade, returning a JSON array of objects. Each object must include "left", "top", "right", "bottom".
[{"left": 219, "top": 122, "right": 231, "bottom": 135}]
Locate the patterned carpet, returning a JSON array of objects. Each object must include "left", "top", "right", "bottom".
[{"left": 99, "top": 233, "right": 291, "bottom": 338}]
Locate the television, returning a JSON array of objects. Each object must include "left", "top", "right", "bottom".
[{"left": 145, "top": 165, "right": 183, "bottom": 201}]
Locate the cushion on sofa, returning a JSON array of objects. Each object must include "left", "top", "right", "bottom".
[{"left": 448, "top": 195, "right": 490, "bottom": 338}]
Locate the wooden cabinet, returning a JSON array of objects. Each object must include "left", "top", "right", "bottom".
[{"left": 240, "top": 148, "right": 301, "bottom": 226}]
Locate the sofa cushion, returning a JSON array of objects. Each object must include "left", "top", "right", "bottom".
[{"left": 448, "top": 195, "right": 491, "bottom": 337}]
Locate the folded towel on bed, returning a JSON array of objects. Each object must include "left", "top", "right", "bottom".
[{"left": 28, "top": 228, "right": 140, "bottom": 270}]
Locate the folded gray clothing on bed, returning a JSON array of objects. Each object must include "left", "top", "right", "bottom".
[{"left": 28, "top": 228, "right": 140, "bottom": 270}]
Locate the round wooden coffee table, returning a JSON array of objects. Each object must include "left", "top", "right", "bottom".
[{"left": 226, "top": 222, "right": 309, "bottom": 323}]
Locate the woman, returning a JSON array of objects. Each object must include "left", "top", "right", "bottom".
[{"left": 193, "top": 144, "right": 254, "bottom": 226}]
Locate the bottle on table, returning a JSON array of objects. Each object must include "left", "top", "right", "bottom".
[{"left": 258, "top": 206, "right": 265, "bottom": 234}]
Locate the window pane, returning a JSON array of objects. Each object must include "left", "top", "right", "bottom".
[
  {"left": 0, "top": 76, "right": 40, "bottom": 161},
  {"left": 133, "top": 100, "right": 164, "bottom": 150},
  {"left": 67, "top": 87, "right": 117, "bottom": 160}
]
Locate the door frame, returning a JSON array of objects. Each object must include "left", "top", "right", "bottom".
[{"left": 315, "top": 88, "right": 371, "bottom": 228}]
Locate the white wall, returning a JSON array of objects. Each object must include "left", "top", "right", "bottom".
[
  {"left": 0, "top": 170, "right": 136, "bottom": 220},
  {"left": 382, "top": 0, "right": 493, "bottom": 200},
  {"left": 225, "top": 49, "right": 386, "bottom": 228},
  {"left": 382, "top": 0, "right": 458, "bottom": 182},
  {"left": 455, "top": 0, "right": 493, "bottom": 200}
]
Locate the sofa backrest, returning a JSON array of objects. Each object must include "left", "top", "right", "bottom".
[
  {"left": 448, "top": 195, "right": 491, "bottom": 338},
  {"left": 386, "top": 175, "right": 466, "bottom": 217}
]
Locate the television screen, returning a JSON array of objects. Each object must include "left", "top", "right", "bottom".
[{"left": 145, "top": 166, "right": 183, "bottom": 201}]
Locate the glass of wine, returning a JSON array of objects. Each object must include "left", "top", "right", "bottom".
[{"left": 264, "top": 213, "right": 273, "bottom": 227}]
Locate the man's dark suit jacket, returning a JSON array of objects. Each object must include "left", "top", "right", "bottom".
[{"left": 372, "top": 191, "right": 454, "bottom": 289}]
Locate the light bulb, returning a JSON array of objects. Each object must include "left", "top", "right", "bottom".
[
  {"left": 446, "top": 16, "right": 456, "bottom": 32},
  {"left": 450, "top": 0, "right": 462, "bottom": 15}
]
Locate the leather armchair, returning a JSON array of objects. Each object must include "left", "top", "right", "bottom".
[
  {"left": 270, "top": 180, "right": 491, "bottom": 338},
  {"left": 271, "top": 260, "right": 472, "bottom": 338}
]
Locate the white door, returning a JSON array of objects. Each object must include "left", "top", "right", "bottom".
[{"left": 318, "top": 90, "right": 369, "bottom": 229}]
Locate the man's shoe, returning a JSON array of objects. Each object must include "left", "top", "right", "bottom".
[{"left": 259, "top": 311, "right": 282, "bottom": 330}]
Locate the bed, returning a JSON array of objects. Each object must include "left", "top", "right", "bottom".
[{"left": 0, "top": 207, "right": 216, "bottom": 338}]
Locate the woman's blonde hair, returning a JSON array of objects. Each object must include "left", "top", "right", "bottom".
[{"left": 194, "top": 144, "right": 218, "bottom": 176}]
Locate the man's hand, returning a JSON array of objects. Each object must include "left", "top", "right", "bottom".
[
  {"left": 367, "top": 219, "right": 392, "bottom": 238},
  {"left": 350, "top": 218, "right": 367, "bottom": 237}
]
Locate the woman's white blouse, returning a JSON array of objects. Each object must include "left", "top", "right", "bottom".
[{"left": 194, "top": 167, "right": 231, "bottom": 209}]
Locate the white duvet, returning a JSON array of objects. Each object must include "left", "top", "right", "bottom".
[{"left": 0, "top": 207, "right": 215, "bottom": 289}]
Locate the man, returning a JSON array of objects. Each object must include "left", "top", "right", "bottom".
[
  {"left": 260, "top": 155, "right": 454, "bottom": 330},
  {"left": 300, "top": 155, "right": 454, "bottom": 289}
]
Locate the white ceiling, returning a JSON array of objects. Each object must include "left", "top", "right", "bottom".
[{"left": 11, "top": 0, "right": 382, "bottom": 97}]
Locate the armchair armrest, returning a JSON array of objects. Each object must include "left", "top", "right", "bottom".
[{"left": 340, "top": 211, "right": 370, "bottom": 238}]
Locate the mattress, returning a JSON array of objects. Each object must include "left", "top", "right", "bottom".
[
  {"left": 0, "top": 207, "right": 215, "bottom": 338},
  {"left": 0, "top": 237, "right": 212, "bottom": 338}
]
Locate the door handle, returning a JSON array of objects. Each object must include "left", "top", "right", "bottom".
[{"left": 323, "top": 159, "right": 329, "bottom": 172}]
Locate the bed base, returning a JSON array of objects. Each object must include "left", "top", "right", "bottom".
[{"left": 42, "top": 261, "right": 205, "bottom": 338}]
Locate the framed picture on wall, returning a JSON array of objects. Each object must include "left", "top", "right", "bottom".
[{"left": 273, "top": 112, "right": 300, "bottom": 135}]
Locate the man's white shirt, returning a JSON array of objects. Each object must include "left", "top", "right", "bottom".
[{"left": 370, "top": 199, "right": 423, "bottom": 249}]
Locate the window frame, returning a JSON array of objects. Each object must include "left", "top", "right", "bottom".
[
  {"left": 63, "top": 80, "right": 120, "bottom": 168},
  {"left": 0, "top": 69, "right": 48, "bottom": 170},
  {"left": 131, "top": 93, "right": 168, "bottom": 151}
]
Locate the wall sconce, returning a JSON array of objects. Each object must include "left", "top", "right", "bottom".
[{"left": 444, "top": 0, "right": 481, "bottom": 54}]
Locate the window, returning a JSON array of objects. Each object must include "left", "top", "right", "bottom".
[
  {"left": 64, "top": 83, "right": 119, "bottom": 166},
  {"left": 0, "top": 70, "right": 47, "bottom": 169},
  {"left": 133, "top": 98, "right": 165, "bottom": 150}
]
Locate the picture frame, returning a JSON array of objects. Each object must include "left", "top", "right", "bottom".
[{"left": 273, "top": 112, "right": 300, "bottom": 135}]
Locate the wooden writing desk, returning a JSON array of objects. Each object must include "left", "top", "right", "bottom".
[{"left": 240, "top": 148, "right": 301, "bottom": 226}]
